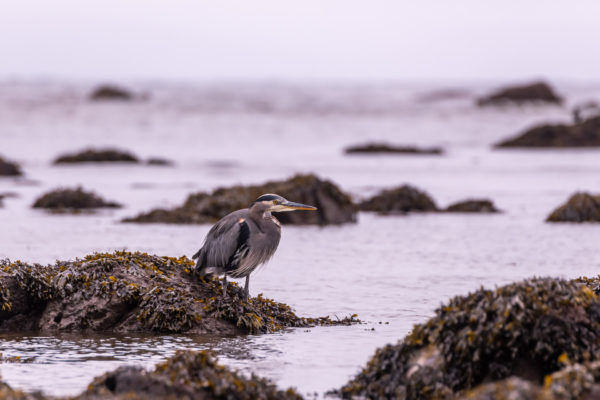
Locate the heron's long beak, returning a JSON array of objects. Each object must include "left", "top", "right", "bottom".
[{"left": 281, "top": 200, "right": 317, "bottom": 211}]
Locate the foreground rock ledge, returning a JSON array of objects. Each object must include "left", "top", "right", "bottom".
[
  {"left": 0, "top": 350, "right": 303, "bottom": 400},
  {"left": 336, "top": 277, "right": 600, "bottom": 399},
  {"left": 0, "top": 251, "right": 357, "bottom": 334},
  {"left": 123, "top": 174, "right": 357, "bottom": 226}
]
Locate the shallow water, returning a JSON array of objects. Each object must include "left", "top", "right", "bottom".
[{"left": 1, "top": 81, "right": 599, "bottom": 396}]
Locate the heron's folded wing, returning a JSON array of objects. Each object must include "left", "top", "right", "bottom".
[{"left": 200, "top": 210, "right": 248, "bottom": 269}]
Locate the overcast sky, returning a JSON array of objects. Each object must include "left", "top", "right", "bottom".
[{"left": 1, "top": 0, "right": 599, "bottom": 82}]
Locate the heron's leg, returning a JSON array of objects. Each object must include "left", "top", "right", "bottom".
[
  {"left": 222, "top": 275, "right": 228, "bottom": 298},
  {"left": 244, "top": 276, "right": 250, "bottom": 300}
]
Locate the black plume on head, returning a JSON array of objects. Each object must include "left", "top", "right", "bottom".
[{"left": 254, "top": 194, "right": 284, "bottom": 203}]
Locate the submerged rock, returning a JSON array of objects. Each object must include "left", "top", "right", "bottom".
[
  {"left": 146, "top": 157, "right": 174, "bottom": 166},
  {"left": 547, "top": 192, "right": 600, "bottom": 223},
  {"left": 359, "top": 185, "right": 438, "bottom": 213},
  {"left": 0, "top": 251, "right": 358, "bottom": 334},
  {"left": 32, "top": 187, "right": 121, "bottom": 210},
  {"left": 123, "top": 174, "right": 357, "bottom": 225},
  {"left": 445, "top": 199, "right": 500, "bottom": 213},
  {"left": 337, "top": 277, "right": 600, "bottom": 399},
  {"left": 0, "top": 157, "right": 22, "bottom": 176},
  {"left": 54, "top": 148, "right": 139, "bottom": 164},
  {"left": 477, "top": 81, "right": 563, "bottom": 106},
  {"left": 496, "top": 116, "right": 600, "bottom": 148},
  {"left": 345, "top": 143, "right": 443, "bottom": 155},
  {"left": 89, "top": 85, "right": 134, "bottom": 101}
]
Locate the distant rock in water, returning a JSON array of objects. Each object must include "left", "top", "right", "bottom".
[
  {"left": 336, "top": 277, "right": 600, "bottom": 399},
  {"left": 89, "top": 85, "right": 134, "bottom": 101},
  {"left": 54, "top": 148, "right": 140, "bottom": 164},
  {"left": 146, "top": 157, "right": 174, "bottom": 166},
  {"left": 359, "top": 185, "right": 438, "bottom": 213},
  {"left": 345, "top": 143, "right": 443, "bottom": 155},
  {"left": 477, "top": 81, "right": 563, "bottom": 106},
  {"left": 445, "top": 199, "right": 500, "bottom": 213},
  {"left": 0, "top": 156, "right": 22, "bottom": 176},
  {"left": 32, "top": 187, "right": 121, "bottom": 210},
  {"left": 0, "top": 251, "right": 358, "bottom": 334},
  {"left": 495, "top": 116, "right": 600, "bottom": 148},
  {"left": 546, "top": 192, "right": 600, "bottom": 223},
  {"left": 123, "top": 174, "right": 357, "bottom": 226}
]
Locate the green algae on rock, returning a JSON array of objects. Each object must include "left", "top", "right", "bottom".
[
  {"left": 359, "top": 185, "right": 438, "bottom": 214},
  {"left": 477, "top": 81, "right": 563, "bottom": 106},
  {"left": 0, "top": 156, "right": 22, "bottom": 176},
  {"left": 54, "top": 148, "right": 139, "bottom": 164},
  {"left": 444, "top": 199, "right": 500, "bottom": 213},
  {"left": 0, "top": 251, "right": 358, "bottom": 334},
  {"left": 32, "top": 187, "right": 122, "bottom": 210},
  {"left": 337, "top": 277, "right": 600, "bottom": 399},
  {"left": 123, "top": 174, "right": 357, "bottom": 226},
  {"left": 547, "top": 192, "right": 600, "bottom": 223}
]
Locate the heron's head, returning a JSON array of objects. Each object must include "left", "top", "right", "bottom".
[{"left": 253, "top": 193, "right": 317, "bottom": 212}]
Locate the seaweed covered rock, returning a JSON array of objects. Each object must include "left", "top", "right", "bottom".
[
  {"left": 477, "top": 81, "right": 563, "bottom": 106},
  {"left": 577, "top": 276, "right": 600, "bottom": 295},
  {"left": 359, "top": 185, "right": 438, "bottom": 214},
  {"left": 79, "top": 350, "right": 302, "bottom": 400},
  {"left": 0, "top": 381, "right": 35, "bottom": 400},
  {"left": 337, "top": 278, "right": 600, "bottom": 399},
  {"left": 123, "top": 174, "right": 357, "bottom": 225},
  {"left": 496, "top": 116, "right": 600, "bottom": 148},
  {"left": 345, "top": 143, "right": 443, "bottom": 155},
  {"left": 0, "top": 156, "right": 22, "bottom": 176},
  {"left": 547, "top": 192, "right": 600, "bottom": 223},
  {"left": 445, "top": 199, "right": 500, "bottom": 213},
  {"left": 54, "top": 148, "right": 139, "bottom": 164},
  {"left": 89, "top": 85, "right": 133, "bottom": 101},
  {"left": 32, "top": 187, "right": 121, "bottom": 210},
  {"left": 0, "top": 251, "right": 357, "bottom": 334}
]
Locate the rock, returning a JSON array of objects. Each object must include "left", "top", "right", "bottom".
[
  {"left": 344, "top": 143, "right": 443, "bottom": 155},
  {"left": 445, "top": 199, "right": 500, "bottom": 213},
  {"left": 359, "top": 185, "right": 438, "bottom": 213},
  {"left": 78, "top": 350, "right": 303, "bottom": 400},
  {"left": 576, "top": 275, "right": 600, "bottom": 295},
  {"left": 146, "top": 157, "right": 174, "bottom": 166},
  {"left": 572, "top": 101, "right": 600, "bottom": 124},
  {"left": 546, "top": 192, "right": 600, "bottom": 223},
  {"left": 0, "top": 381, "right": 37, "bottom": 400},
  {"left": 0, "top": 251, "right": 358, "bottom": 334},
  {"left": 32, "top": 187, "right": 121, "bottom": 210},
  {"left": 336, "top": 277, "right": 600, "bottom": 399},
  {"left": 495, "top": 116, "right": 600, "bottom": 148},
  {"left": 54, "top": 148, "right": 139, "bottom": 164},
  {"left": 0, "top": 157, "right": 22, "bottom": 176},
  {"left": 123, "top": 174, "right": 357, "bottom": 226},
  {"left": 477, "top": 81, "right": 563, "bottom": 106},
  {"left": 89, "top": 85, "right": 134, "bottom": 101}
]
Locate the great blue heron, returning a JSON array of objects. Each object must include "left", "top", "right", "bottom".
[{"left": 192, "top": 193, "right": 317, "bottom": 299}]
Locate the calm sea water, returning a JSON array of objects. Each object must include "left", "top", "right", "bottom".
[{"left": 1, "top": 81, "right": 599, "bottom": 397}]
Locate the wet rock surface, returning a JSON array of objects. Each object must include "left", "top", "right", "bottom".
[
  {"left": 32, "top": 188, "right": 121, "bottom": 210},
  {"left": 0, "top": 157, "right": 22, "bottom": 176},
  {"left": 54, "top": 148, "right": 139, "bottom": 164},
  {"left": 123, "top": 174, "right": 357, "bottom": 225},
  {"left": 337, "top": 277, "right": 600, "bottom": 399},
  {"left": 0, "top": 251, "right": 358, "bottom": 334},
  {"left": 547, "top": 192, "right": 600, "bottom": 223},
  {"left": 496, "top": 116, "right": 600, "bottom": 148},
  {"left": 359, "top": 185, "right": 438, "bottom": 213},
  {"left": 445, "top": 199, "right": 500, "bottom": 213},
  {"left": 344, "top": 143, "right": 443, "bottom": 155},
  {"left": 477, "top": 81, "right": 563, "bottom": 106},
  {"left": 89, "top": 85, "right": 134, "bottom": 101}
]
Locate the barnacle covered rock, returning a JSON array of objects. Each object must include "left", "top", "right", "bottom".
[
  {"left": 546, "top": 192, "right": 600, "bottom": 223},
  {"left": 337, "top": 277, "right": 600, "bottom": 399},
  {"left": 123, "top": 174, "right": 357, "bottom": 225},
  {"left": 54, "top": 148, "right": 139, "bottom": 164},
  {"left": 78, "top": 350, "right": 303, "bottom": 400},
  {"left": 32, "top": 187, "right": 121, "bottom": 210},
  {"left": 359, "top": 185, "right": 438, "bottom": 213},
  {"left": 0, "top": 156, "right": 22, "bottom": 176},
  {"left": 344, "top": 143, "right": 443, "bottom": 155},
  {"left": 0, "top": 251, "right": 357, "bottom": 334},
  {"left": 444, "top": 199, "right": 500, "bottom": 213},
  {"left": 89, "top": 85, "right": 134, "bottom": 101},
  {"left": 477, "top": 81, "right": 562, "bottom": 106},
  {"left": 496, "top": 116, "right": 600, "bottom": 148}
]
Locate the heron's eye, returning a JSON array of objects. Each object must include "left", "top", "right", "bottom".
[{"left": 273, "top": 200, "right": 280, "bottom": 205}]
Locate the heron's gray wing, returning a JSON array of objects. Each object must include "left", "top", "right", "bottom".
[{"left": 193, "top": 209, "right": 250, "bottom": 274}]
